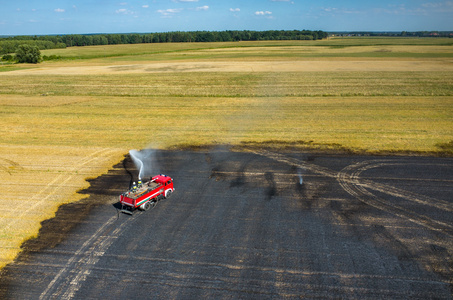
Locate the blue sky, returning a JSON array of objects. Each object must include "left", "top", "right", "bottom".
[{"left": 1, "top": 0, "right": 452, "bottom": 36}]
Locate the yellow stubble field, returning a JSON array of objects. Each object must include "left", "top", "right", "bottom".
[{"left": 0, "top": 38, "right": 452, "bottom": 269}]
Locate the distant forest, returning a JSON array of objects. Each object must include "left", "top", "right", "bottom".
[
  {"left": 331, "top": 31, "right": 453, "bottom": 37},
  {"left": 0, "top": 30, "right": 328, "bottom": 55}
]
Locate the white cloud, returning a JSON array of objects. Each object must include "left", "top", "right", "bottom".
[
  {"left": 323, "top": 7, "right": 338, "bottom": 12},
  {"left": 230, "top": 8, "right": 240, "bottom": 12},
  {"left": 157, "top": 8, "right": 183, "bottom": 16},
  {"left": 371, "top": 1, "right": 453, "bottom": 16},
  {"left": 196, "top": 5, "right": 209, "bottom": 11},
  {"left": 365, "top": 1, "right": 453, "bottom": 17},
  {"left": 422, "top": 1, "right": 441, "bottom": 8},
  {"left": 116, "top": 8, "right": 134, "bottom": 14},
  {"left": 321, "top": 6, "right": 362, "bottom": 15},
  {"left": 422, "top": 1, "right": 453, "bottom": 11},
  {"left": 142, "top": 5, "right": 149, "bottom": 8},
  {"left": 255, "top": 11, "right": 272, "bottom": 15},
  {"left": 173, "top": 0, "right": 198, "bottom": 2},
  {"left": 54, "top": 8, "right": 65, "bottom": 13}
]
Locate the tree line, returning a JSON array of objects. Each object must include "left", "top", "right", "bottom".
[
  {"left": 1, "top": 30, "right": 328, "bottom": 56},
  {"left": 331, "top": 31, "right": 453, "bottom": 37}
]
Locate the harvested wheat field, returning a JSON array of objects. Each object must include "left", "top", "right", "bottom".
[
  {"left": 0, "top": 145, "right": 124, "bottom": 267},
  {"left": 0, "top": 38, "right": 452, "bottom": 273},
  {"left": 4, "top": 60, "right": 453, "bottom": 75}
]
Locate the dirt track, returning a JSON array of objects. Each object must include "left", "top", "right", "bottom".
[{"left": 0, "top": 148, "right": 452, "bottom": 299}]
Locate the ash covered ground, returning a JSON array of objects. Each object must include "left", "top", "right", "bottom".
[{"left": 1, "top": 148, "right": 452, "bottom": 299}]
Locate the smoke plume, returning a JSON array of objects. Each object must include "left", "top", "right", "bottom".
[{"left": 297, "top": 168, "right": 303, "bottom": 185}]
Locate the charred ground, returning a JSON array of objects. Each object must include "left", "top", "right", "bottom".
[{"left": 0, "top": 148, "right": 452, "bottom": 299}]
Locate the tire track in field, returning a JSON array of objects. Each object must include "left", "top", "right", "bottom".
[
  {"left": 38, "top": 213, "right": 138, "bottom": 300},
  {"left": 252, "top": 150, "right": 337, "bottom": 178},
  {"left": 32, "top": 254, "right": 449, "bottom": 299},
  {"left": 339, "top": 160, "right": 453, "bottom": 212},
  {"left": 1, "top": 148, "right": 119, "bottom": 234},
  {"left": 0, "top": 158, "right": 24, "bottom": 175},
  {"left": 337, "top": 160, "right": 453, "bottom": 236},
  {"left": 253, "top": 150, "right": 453, "bottom": 236}
]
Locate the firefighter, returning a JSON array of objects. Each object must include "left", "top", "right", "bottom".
[
  {"left": 132, "top": 182, "right": 137, "bottom": 192},
  {"left": 138, "top": 179, "right": 142, "bottom": 188}
]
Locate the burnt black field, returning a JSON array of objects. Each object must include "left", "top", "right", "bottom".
[{"left": 1, "top": 148, "right": 452, "bottom": 299}]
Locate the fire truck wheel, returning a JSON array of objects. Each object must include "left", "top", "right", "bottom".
[
  {"left": 141, "top": 202, "right": 151, "bottom": 211},
  {"left": 165, "top": 189, "right": 172, "bottom": 199}
]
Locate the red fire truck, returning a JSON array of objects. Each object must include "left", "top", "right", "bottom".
[{"left": 119, "top": 174, "right": 174, "bottom": 214}]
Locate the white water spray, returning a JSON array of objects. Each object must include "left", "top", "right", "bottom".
[
  {"left": 129, "top": 148, "right": 159, "bottom": 181},
  {"left": 129, "top": 150, "right": 144, "bottom": 180}
]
